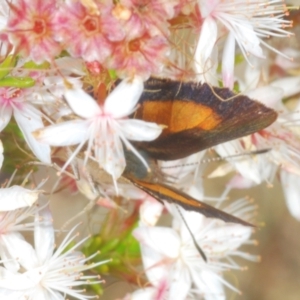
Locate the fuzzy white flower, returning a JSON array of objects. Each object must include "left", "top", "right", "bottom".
[
  {"left": 213, "top": 79, "right": 300, "bottom": 220},
  {"left": 0, "top": 200, "right": 107, "bottom": 299},
  {"left": 0, "top": 201, "right": 43, "bottom": 272},
  {"left": 34, "top": 76, "right": 163, "bottom": 180},
  {"left": 133, "top": 201, "right": 255, "bottom": 300},
  {"left": 195, "top": 0, "right": 292, "bottom": 87},
  {"left": 0, "top": 87, "right": 51, "bottom": 163}
]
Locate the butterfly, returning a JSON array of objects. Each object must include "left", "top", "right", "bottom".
[{"left": 121, "top": 77, "right": 277, "bottom": 226}]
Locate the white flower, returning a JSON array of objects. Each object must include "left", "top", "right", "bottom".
[
  {"left": 0, "top": 155, "right": 43, "bottom": 271},
  {"left": 213, "top": 79, "right": 300, "bottom": 220},
  {"left": 0, "top": 199, "right": 107, "bottom": 299},
  {"left": 0, "top": 87, "right": 51, "bottom": 163},
  {"left": 195, "top": 0, "right": 292, "bottom": 87},
  {"left": 133, "top": 200, "right": 255, "bottom": 300},
  {"left": 34, "top": 76, "right": 163, "bottom": 179},
  {"left": 0, "top": 201, "right": 42, "bottom": 272}
]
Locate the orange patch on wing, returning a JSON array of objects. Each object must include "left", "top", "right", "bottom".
[
  {"left": 134, "top": 179, "right": 203, "bottom": 208},
  {"left": 138, "top": 100, "right": 222, "bottom": 133}
]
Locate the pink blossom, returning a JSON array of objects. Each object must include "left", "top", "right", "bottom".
[
  {"left": 54, "top": 0, "right": 125, "bottom": 63},
  {"left": 0, "top": 87, "right": 51, "bottom": 163},
  {"left": 116, "top": 0, "right": 180, "bottom": 39},
  {"left": 5, "top": 0, "right": 61, "bottom": 63},
  {"left": 108, "top": 34, "right": 170, "bottom": 79}
]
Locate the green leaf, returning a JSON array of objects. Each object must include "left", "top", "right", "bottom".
[
  {"left": 0, "top": 55, "right": 17, "bottom": 79},
  {"left": 82, "top": 236, "right": 102, "bottom": 255},
  {"left": 89, "top": 282, "right": 103, "bottom": 296},
  {"left": 1, "top": 121, "right": 34, "bottom": 175},
  {"left": 108, "top": 69, "right": 117, "bottom": 80},
  {"left": 0, "top": 77, "right": 35, "bottom": 88},
  {"left": 22, "top": 61, "right": 50, "bottom": 70},
  {"left": 99, "top": 238, "right": 120, "bottom": 254}
]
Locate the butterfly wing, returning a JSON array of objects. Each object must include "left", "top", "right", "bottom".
[
  {"left": 134, "top": 78, "right": 277, "bottom": 160},
  {"left": 126, "top": 176, "right": 253, "bottom": 226}
]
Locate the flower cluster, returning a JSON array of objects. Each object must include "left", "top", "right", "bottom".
[
  {"left": 0, "top": 0, "right": 298, "bottom": 299},
  {"left": 0, "top": 142, "right": 105, "bottom": 299}
]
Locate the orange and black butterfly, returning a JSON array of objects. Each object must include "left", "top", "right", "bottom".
[{"left": 121, "top": 77, "right": 277, "bottom": 226}]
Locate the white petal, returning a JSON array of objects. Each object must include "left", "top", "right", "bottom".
[
  {"left": 271, "top": 76, "right": 300, "bottom": 99},
  {"left": 139, "top": 198, "right": 164, "bottom": 226},
  {"left": 227, "top": 174, "right": 256, "bottom": 189},
  {"left": 206, "top": 225, "right": 252, "bottom": 252},
  {"left": 281, "top": 170, "right": 300, "bottom": 221},
  {"left": 129, "top": 287, "right": 157, "bottom": 300},
  {"left": 222, "top": 32, "right": 235, "bottom": 89},
  {"left": 191, "top": 269, "right": 226, "bottom": 300},
  {"left": 168, "top": 263, "right": 191, "bottom": 300},
  {"left": 241, "top": 58, "right": 262, "bottom": 91},
  {"left": 14, "top": 105, "right": 51, "bottom": 163},
  {"left": 198, "top": 0, "right": 219, "bottom": 17},
  {"left": 0, "top": 105, "right": 12, "bottom": 131},
  {"left": 133, "top": 226, "right": 179, "bottom": 284},
  {"left": 64, "top": 88, "right": 101, "bottom": 118},
  {"left": 95, "top": 129, "right": 126, "bottom": 178},
  {"left": 0, "top": 186, "right": 40, "bottom": 211},
  {"left": 233, "top": 22, "right": 264, "bottom": 58},
  {"left": 194, "top": 17, "right": 217, "bottom": 77},
  {"left": 34, "top": 198, "right": 54, "bottom": 264},
  {"left": 34, "top": 120, "right": 88, "bottom": 146},
  {"left": 215, "top": 142, "right": 265, "bottom": 185},
  {"left": 104, "top": 76, "right": 144, "bottom": 118},
  {"left": 0, "top": 233, "right": 24, "bottom": 272},
  {"left": 0, "top": 267, "right": 36, "bottom": 290},
  {"left": 133, "top": 226, "right": 180, "bottom": 259},
  {"left": 119, "top": 119, "right": 162, "bottom": 141},
  {"left": 275, "top": 48, "right": 300, "bottom": 70},
  {"left": 1, "top": 234, "right": 38, "bottom": 270},
  {"left": 139, "top": 244, "right": 168, "bottom": 285},
  {"left": 246, "top": 86, "right": 283, "bottom": 108}
]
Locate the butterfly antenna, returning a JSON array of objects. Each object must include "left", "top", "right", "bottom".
[
  {"left": 162, "top": 148, "right": 271, "bottom": 170},
  {"left": 201, "top": 148, "right": 271, "bottom": 164},
  {"left": 176, "top": 205, "right": 207, "bottom": 262}
]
